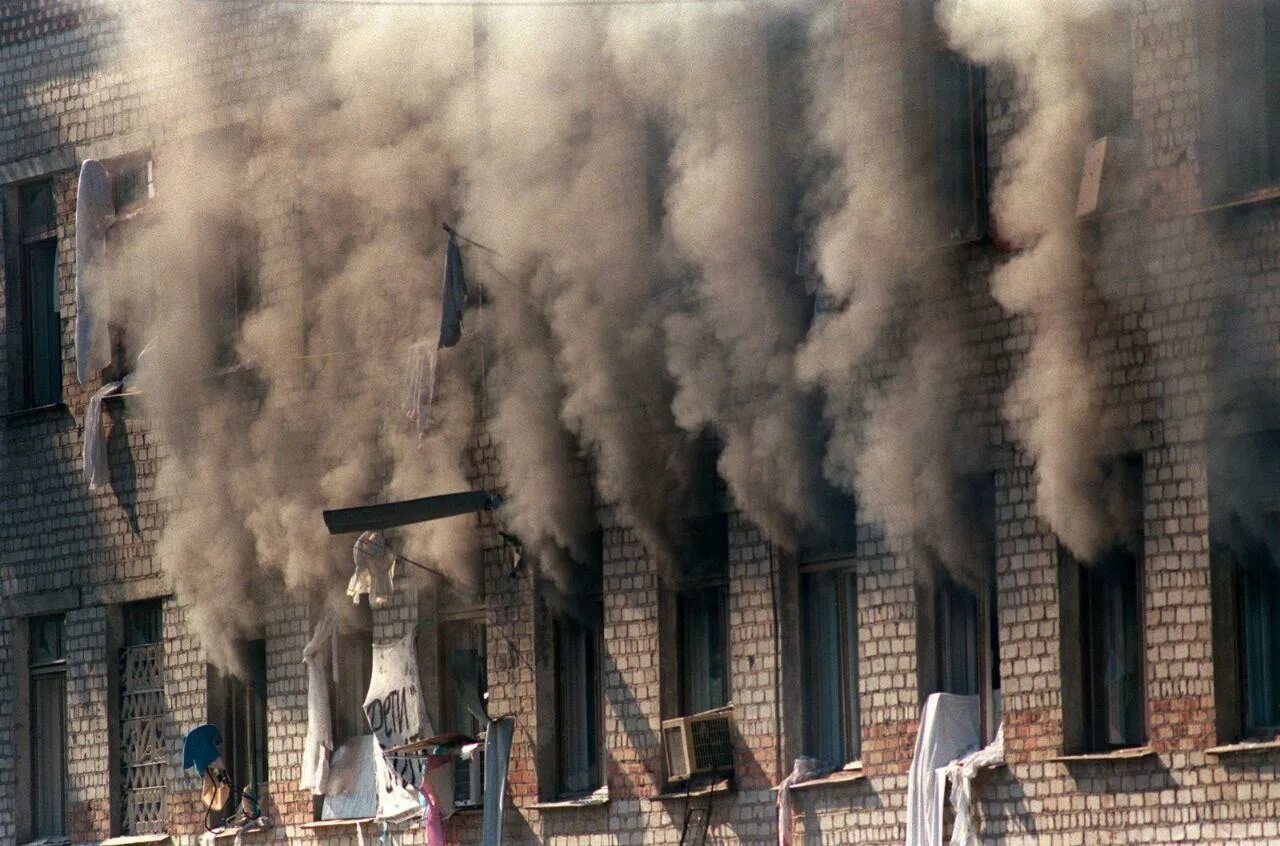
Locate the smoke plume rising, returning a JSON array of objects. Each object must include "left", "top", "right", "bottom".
[{"left": 940, "top": 0, "right": 1123, "bottom": 561}]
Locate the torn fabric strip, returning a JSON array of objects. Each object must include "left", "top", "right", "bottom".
[
  {"left": 83, "top": 380, "right": 122, "bottom": 490},
  {"left": 946, "top": 722, "right": 1005, "bottom": 846}
]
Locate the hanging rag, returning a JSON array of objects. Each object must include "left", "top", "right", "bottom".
[
  {"left": 438, "top": 232, "right": 467, "bottom": 348},
  {"left": 75, "top": 159, "right": 113, "bottom": 385},
  {"left": 776, "top": 757, "right": 827, "bottom": 846},
  {"left": 300, "top": 614, "right": 338, "bottom": 794},
  {"left": 403, "top": 340, "right": 438, "bottom": 436},
  {"left": 348, "top": 531, "right": 396, "bottom": 608},
  {"left": 480, "top": 717, "right": 514, "bottom": 846},
  {"left": 83, "top": 380, "right": 122, "bottom": 490},
  {"left": 945, "top": 722, "right": 1005, "bottom": 846},
  {"left": 905, "top": 693, "right": 980, "bottom": 846},
  {"left": 421, "top": 754, "right": 454, "bottom": 846}
]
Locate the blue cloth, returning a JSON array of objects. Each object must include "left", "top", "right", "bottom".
[
  {"left": 438, "top": 233, "right": 467, "bottom": 348},
  {"left": 183, "top": 724, "right": 223, "bottom": 773}
]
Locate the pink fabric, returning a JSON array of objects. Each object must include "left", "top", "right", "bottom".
[{"left": 421, "top": 755, "right": 451, "bottom": 846}]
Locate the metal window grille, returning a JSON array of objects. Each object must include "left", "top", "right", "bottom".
[{"left": 120, "top": 601, "right": 165, "bottom": 834}]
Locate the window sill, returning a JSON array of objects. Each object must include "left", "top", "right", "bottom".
[
  {"left": 100, "top": 835, "right": 171, "bottom": 846},
  {"left": 1196, "top": 184, "right": 1280, "bottom": 216},
  {"left": 301, "top": 819, "right": 376, "bottom": 831},
  {"left": 301, "top": 809, "right": 419, "bottom": 831},
  {"left": 650, "top": 777, "right": 734, "bottom": 801},
  {"left": 1048, "top": 745, "right": 1156, "bottom": 764},
  {"left": 1205, "top": 738, "right": 1280, "bottom": 758},
  {"left": 771, "top": 761, "right": 865, "bottom": 793},
  {"left": 531, "top": 787, "right": 610, "bottom": 810},
  {"left": 1, "top": 401, "right": 67, "bottom": 422},
  {"left": 21, "top": 837, "right": 71, "bottom": 846},
  {"left": 204, "top": 823, "right": 271, "bottom": 840}
]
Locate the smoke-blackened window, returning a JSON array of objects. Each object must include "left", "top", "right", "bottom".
[
  {"left": 908, "top": 0, "right": 989, "bottom": 245},
  {"left": 1208, "top": 430, "right": 1280, "bottom": 743},
  {"left": 1058, "top": 454, "right": 1146, "bottom": 754},
  {"left": 1198, "top": 0, "right": 1280, "bottom": 202}
]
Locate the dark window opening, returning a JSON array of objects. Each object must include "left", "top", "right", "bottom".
[
  {"left": 439, "top": 616, "right": 487, "bottom": 807},
  {"left": 1059, "top": 455, "right": 1146, "bottom": 753},
  {"left": 1208, "top": 431, "right": 1280, "bottom": 742},
  {"left": 677, "top": 511, "right": 730, "bottom": 716},
  {"left": 103, "top": 154, "right": 156, "bottom": 380},
  {"left": 800, "top": 565, "right": 859, "bottom": 766},
  {"left": 1198, "top": 0, "right": 1280, "bottom": 201},
  {"left": 916, "top": 474, "right": 1000, "bottom": 742},
  {"left": 332, "top": 602, "right": 374, "bottom": 744},
  {"left": 7, "top": 178, "right": 62, "bottom": 408},
  {"left": 911, "top": 0, "right": 989, "bottom": 244},
  {"left": 206, "top": 639, "right": 269, "bottom": 814},
  {"left": 1078, "top": 544, "right": 1145, "bottom": 750},
  {"left": 554, "top": 599, "right": 603, "bottom": 798},
  {"left": 30, "top": 614, "right": 67, "bottom": 839}
]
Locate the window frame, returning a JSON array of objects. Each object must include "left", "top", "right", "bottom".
[
  {"left": 5, "top": 177, "right": 63, "bottom": 409},
  {"left": 28, "top": 613, "right": 68, "bottom": 840},
  {"left": 102, "top": 152, "right": 156, "bottom": 380},
  {"left": 330, "top": 601, "right": 374, "bottom": 746},
  {"left": 118, "top": 598, "right": 167, "bottom": 836},
  {"left": 552, "top": 598, "right": 604, "bottom": 799},
  {"left": 206, "top": 638, "right": 269, "bottom": 805},
  {"left": 1058, "top": 454, "right": 1147, "bottom": 754},
  {"left": 798, "top": 559, "right": 861, "bottom": 767},
  {"left": 907, "top": 0, "right": 990, "bottom": 247},
  {"left": 674, "top": 510, "right": 731, "bottom": 717},
  {"left": 436, "top": 607, "right": 488, "bottom": 809},
  {"left": 1197, "top": 0, "right": 1280, "bottom": 204}
]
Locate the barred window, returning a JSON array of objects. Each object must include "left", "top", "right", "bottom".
[{"left": 119, "top": 599, "right": 166, "bottom": 834}]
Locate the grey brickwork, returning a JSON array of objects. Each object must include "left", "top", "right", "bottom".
[{"left": 4, "top": 2, "right": 1280, "bottom": 845}]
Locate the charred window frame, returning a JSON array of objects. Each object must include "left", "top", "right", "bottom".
[
  {"left": 1209, "top": 431, "right": 1280, "bottom": 743},
  {"left": 1059, "top": 455, "right": 1146, "bottom": 753},
  {"left": 1198, "top": 0, "right": 1280, "bottom": 203},
  {"left": 908, "top": 0, "right": 989, "bottom": 245},
  {"left": 915, "top": 474, "right": 1000, "bottom": 742},
  {"left": 206, "top": 638, "right": 269, "bottom": 818},
  {"left": 28, "top": 614, "right": 68, "bottom": 840},
  {"left": 4, "top": 177, "right": 62, "bottom": 409}
]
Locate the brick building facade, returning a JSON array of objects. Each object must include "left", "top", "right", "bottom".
[{"left": 4, "top": 2, "right": 1280, "bottom": 845}]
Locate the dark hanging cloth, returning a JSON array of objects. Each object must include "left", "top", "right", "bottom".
[{"left": 438, "top": 232, "right": 467, "bottom": 348}]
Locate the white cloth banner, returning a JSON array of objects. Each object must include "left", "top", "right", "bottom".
[
  {"left": 364, "top": 632, "right": 434, "bottom": 788},
  {"left": 905, "top": 693, "right": 979, "bottom": 846}
]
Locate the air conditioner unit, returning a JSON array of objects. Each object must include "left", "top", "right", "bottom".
[{"left": 662, "top": 707, "right": 735, "bottom": 782}]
